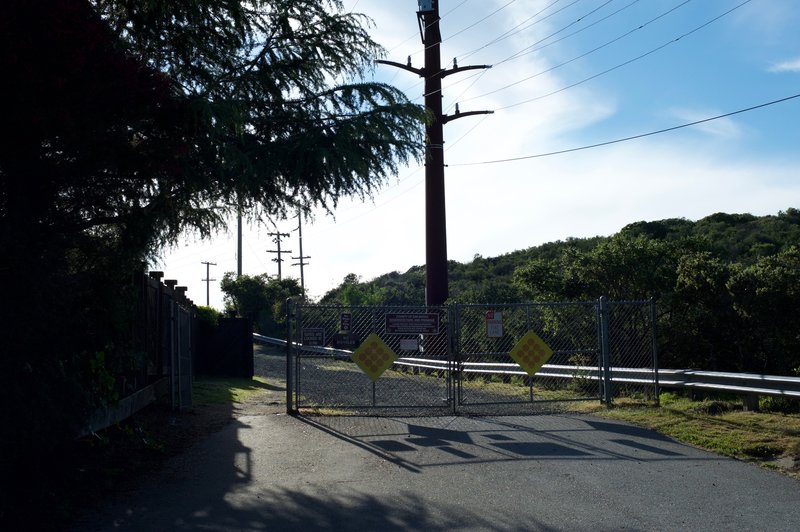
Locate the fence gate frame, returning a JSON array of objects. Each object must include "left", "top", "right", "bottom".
[{"left": 286, "top": 298, "right": 659, "bottom": 415}]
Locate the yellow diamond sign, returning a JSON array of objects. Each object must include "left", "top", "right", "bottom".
[
  {"left": 352, "top": 333, "right": 397, "bottom": 381},
  {"left": 510, "top": 331, "right": 553, "bottom": 377}
]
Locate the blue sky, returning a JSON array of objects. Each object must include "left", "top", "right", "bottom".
[{"left": 159, "top": 0, "right": 800, "bottom": 308}]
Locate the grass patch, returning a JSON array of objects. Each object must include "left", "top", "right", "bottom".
[
  {"left": 302, "top": 407, "right": 358, "bottom": 416},
  {"left": 588, "top": 393, "right": 800, "bottom": 469},
  {"left": 193, "top": 375, "right": 273, "bottom": 406}
]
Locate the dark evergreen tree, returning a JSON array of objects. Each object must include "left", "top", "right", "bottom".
[{"left": 0, "top": 1, "right": 424, "bottom": 523}]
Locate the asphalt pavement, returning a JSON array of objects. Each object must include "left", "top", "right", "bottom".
[{"left": 72, "top": 409, "right": 800, "bottom": 531}]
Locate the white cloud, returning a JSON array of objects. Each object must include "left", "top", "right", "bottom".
[
  {"left": 731, "top": 0, "right": 800, "bottom": 46},
  {"left": 664, "top": 107, "right": 743, "bottom": 140},
  {"left": 768, "top": 58, "right": 800, "bottom": 73},
  {"left": 159, "top": 1, "right": 800, "bottom": 308}
]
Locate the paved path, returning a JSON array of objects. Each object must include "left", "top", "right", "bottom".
[{"left": 73, "top": 410, "right": 799, "bottom": 531}]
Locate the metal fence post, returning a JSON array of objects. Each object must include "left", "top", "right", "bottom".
[
  {"left": 650, "top": 298, "right": 660, "bottom": 405},
  {"left": 173, "top": 299, "right": 179, "bottom": 409},
  {"left": 600, "top": 296, "right": 613, "bottom": 406},
  {"left": 286, "top": 298, "right": 294, "bottom": 414},
  {"left": 449, "top": 305, "right": 457, "bottom": 414},
  {"left": 176, "top": 303, "right": 182, "bottom": 410}
]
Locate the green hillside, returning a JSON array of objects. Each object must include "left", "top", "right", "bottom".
[{"left": 320, "top": 208, "right": 800, "bottom": 375}]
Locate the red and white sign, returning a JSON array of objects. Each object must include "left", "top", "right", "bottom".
[{"left": 486, "top": 310, "right": 503, "bottom": 338}]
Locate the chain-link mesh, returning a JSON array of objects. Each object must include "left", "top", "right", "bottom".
[
  {"left": 606, "top": 300, "right": 659, "bottom": 401},
  {"left": 454, "top": 302, "right": 601, "bottom": 414},
  {"left": 288, "top": 300, "right": 658, "bottom": 416},
  {"left": 290, "top": 304, "right": 453, "bottom": 415}
]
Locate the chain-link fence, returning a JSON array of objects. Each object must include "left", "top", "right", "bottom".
[
  {"left": 288, "top": 299, "right": 658, "bottom": 415},
  {"left": 289, "top": 305, "right": 453, "bottom": 415},
  {"left": 454, "top": 302, "right": 602, "bottom": 415},
  {"left": 604, "top": 299, "right": 659, "bottom": 402}
]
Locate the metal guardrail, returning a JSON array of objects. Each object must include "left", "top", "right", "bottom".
[
  {"left": 254, "top": 334, "right": 800, "bottom": 402},
  {"left": 254, "top": 334, "right": 287, "bottom": 346}
]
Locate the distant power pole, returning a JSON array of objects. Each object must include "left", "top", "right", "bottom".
[
  {"left": 201, "top": 261, "right": 217, "bottom": 306},
  {"left": 377, "top": 0, "right": 492, "bottom": 306},
  {"left": 267, "top": 232, "right": 292, "bottom": 280},
  {"left": 292, "top": 211, "right": 311, "bottom": 298},
  {"left": 237, "top": 196, "right": 243, "bottom": 277}
]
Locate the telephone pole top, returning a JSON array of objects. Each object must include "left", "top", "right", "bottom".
[
  {"left": 292, "top": 211, "right": 311, "bottom": 299},
  {"left": 377, "top": 0, "right": 492, "bottom": 306},
  {"left": 201, "top": 261, "right": 217, "bottom": 307},
  {"left": 267, "top": 232, "right": 292, "bottom": 280}
]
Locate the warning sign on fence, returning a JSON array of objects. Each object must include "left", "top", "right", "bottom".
[
  {"left": 486, "top": 310, "right": 503, "bottom": 338},
  {"left": 340, "top": 312, "right": 352, "bottom": 332},
  {"left": 301, "top": 328, "right": 325, "bottom": 346},
  {"left": 332, "top": 332, "right": 360, "bottom": 350},
  {"left": 509, "top": 330, "right": 553, "bottom": 377},
  {"left": 352, "top": 333, "right": 397, "bottom": 381},
  {"left": 385, "top": 313, "right": 439, "bottom": 335}
]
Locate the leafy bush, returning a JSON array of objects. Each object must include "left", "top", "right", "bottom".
[
  {"left": 760, "top": 396, "right": 800, "bottom": 415},
  {"left": 195, "top": 306, "right": 221, "bottom": 330}
]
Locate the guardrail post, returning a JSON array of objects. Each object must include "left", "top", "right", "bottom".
[
  {"left": 600, "top": 297, "right": 613, "bottom": 406},
  {"left": 742, "top": 394, "right": 760, "bottom": 412},
  {"left": 286, "top": 298, "right": 295, "bottom": 414}
]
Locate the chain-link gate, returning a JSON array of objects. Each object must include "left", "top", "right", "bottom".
[
  {"left": 288, "top": 304, "right": 453, "bottom": 415},
  {"left": 287, "top": 299, "right": 658, "bottom": 415},
  {"left": 604, "top": 299, "right": 660, "bottom": 403},
  {"left": 453, "top": 302, "right": 603, "bottom": 414}
]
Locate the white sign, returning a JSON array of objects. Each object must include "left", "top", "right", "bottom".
[{"left": 486, "top": 310, "right": 503, "bottom": 338}]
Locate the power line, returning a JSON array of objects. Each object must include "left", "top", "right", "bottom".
[
  {"left": 494, "top": 0, "right": 752, "bottom": 112},
  {"left": 457, "top": 0, "right": 578, "bottom": 62},
  {"left": 450, "top": 92, "right": 800, "bottom": 167},
  {"left": 463, "top": 0, "right": 692, "bottom": 104},
  {"left": 493, "top": 0, "right": 642, "bottom": 68},
  {"left": 443, "top": 0, "right": 518, "bottom": 43},
  {"left": 493, "top": 0, "right": 641, "bottom": 67},
  {"left": 461, "top": 0, "right": 596, "bottom": 63},
  {"left": 398, "top": 0, "right": 634, "bottom": 105},
  {"left": 301, "top": 113, "right": 494, "bottom": 236},
  {"left": 404, "top": 0, "right": 521, "bottom": 68},
  {"left": 445, "top": 69, "right": 491, "bottom": 113},
  {"left": 411, "top": 0, "right": 651, "bottom": 107}
]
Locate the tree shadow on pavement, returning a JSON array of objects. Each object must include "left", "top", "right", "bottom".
[{"left": 80, "top": 484, "right": 543, "bottom": 532}]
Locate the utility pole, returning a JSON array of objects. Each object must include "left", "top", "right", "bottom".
[
  {"left": 201, "top": 261, "right": 217, "bottom": 306},
  {"left": 236, "top": 191, "right": 244, "bottom": 278},
  {"left": 267, "top": 232, "right": 292, "bottom": 280},
  {"left": 292, "top": 211, "right": 311, "bottom": 299},
  {"left": 377, "top": 0, "right": 492, "bottom": 306},
  {"left": 237, "top": 210, "right": 243, "bottom": 277}
]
